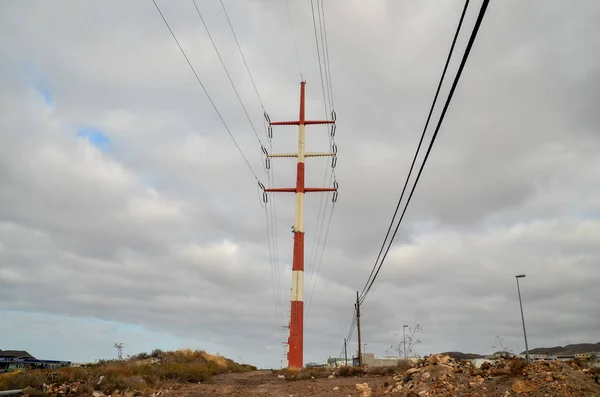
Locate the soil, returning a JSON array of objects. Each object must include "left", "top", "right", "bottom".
[
  {"left": 169, "top": 370, "right": 389, "bottom": 396},
  {"left": 164, "top": 356, "right": 600, "bottom": 397}
]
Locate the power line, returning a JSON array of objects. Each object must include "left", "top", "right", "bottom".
[
  {"left": 263, "top": 197, "right": 283, "bottom": 344},
  {"left": 310, "top": 0, "right": 329, "bottom": 122},
  {"left": 359, "top": 0, "right": 472, "bottom": 302},
  {"left": 284, "top": 0, "right": 303, "bottom": 80},
  {"left": 219, "top": 0, "right": 265, "bottom": 110},
  {"left": 318, "top": 0, "right": 334, "bottom": 110},
  {"left": 152, "top": 0, "right": 262, "bottom": 182},
  {"left": 360, "top": 0, "right": 491, "bottom": 304},
  {"left": 305, "top": 200, "right": 336, "bottom": 319},
  {"left": 191, "top": 0, "right": 266, "bottom": 150},
  {"left": 305, "top": 0, "right": 337, "bottom": 304}
]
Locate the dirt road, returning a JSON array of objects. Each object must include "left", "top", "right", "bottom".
[{"left": 170, "top": 370, "right": 388, "bottom": 396}]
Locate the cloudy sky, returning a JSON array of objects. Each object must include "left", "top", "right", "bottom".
[{"left": 1, "top": 0, "right": 599, "bottom": 369}]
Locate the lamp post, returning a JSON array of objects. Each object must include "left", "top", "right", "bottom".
[
  {"left": 403, "top": 325, "right": 408, "bottom": 360},
  {"left": 515, "top": 274, "right": 530, "bottom": 361}
]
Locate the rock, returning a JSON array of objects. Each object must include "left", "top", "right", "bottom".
[
  {"left": 97, "top": 375, "right": 105, "bottom": 385},
  {"left": 333, "top": 386, "right": 339, "bottom": 391},
  {"left": 512, "top": 379, "right": 537, "bottom": 394},
  {"left": 545, "top": 375, "right": 554, "bottom": 382},
  {"left": 406, "top": 367, "right": 420, "bottom": 376},
  {"left": 328, "top": 374, "right": 336, "bottom": 379},
  {"left": 355, "top": 382, "right": 372, "bottom": 397},
  {"left": 439, "top": 355, "right": 452, "bottom": 365},
  {"left": 422, "top": 372, "right": 431, "bottom": 380},
  {"left": 92, "top": 392, "right": 104, "bottom": 397},
  {"left": 277, "top": 374, "right": 285, "bottom": 379}
]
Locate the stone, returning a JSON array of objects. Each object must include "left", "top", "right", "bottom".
[
  {"left": 512, "top": 379, "right": 538, "bottom": 394},
  {"left": 328, "top": 374, "right": 336, "bottom": 379},
  {"left": 406, "top": 368, "right": 420, "bottom": 376},
  {"left": 333, "top": 386, "right": 339, "bottom": 391},
  {"left": 92, "top": 392, "right": 104, "bottom": 397},
  {"left": 355, "top": 382, "right": 372, "bottom": 397},
  {"left": 439, "top": 355, "right": 452, "bottom": 365},
  {"left": 545, "top": 375, "right": 554, "bottom": 382},
  {"left": 422, "top": 372, "right": 431, "bottom": 380}
]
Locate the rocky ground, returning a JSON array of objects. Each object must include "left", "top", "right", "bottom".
[{"left": 18, "top": 354, "right": 600, "bottom": 396}]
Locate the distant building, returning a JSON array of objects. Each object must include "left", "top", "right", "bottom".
[{"left": 0, "top": 349, "right": 71, "bottom": 372}]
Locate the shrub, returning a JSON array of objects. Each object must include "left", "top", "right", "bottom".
[
  {"left": 0, "top": 370, "right": 48, "bottom": 391},
  {"left": 366, "top": 366, "right": 396, "bottom": 376},
  {"left": 396, "top": 359, "right": 412, "bottom": 372},
  {"left": 150, "top": 349, "right": 164, "bottom": 359},
  {"left": 338, "top": 366, "right": 365, "bottom": 377}
]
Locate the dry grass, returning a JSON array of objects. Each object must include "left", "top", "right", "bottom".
[{"left": 0, "top": 349, "right": 257, "bottom": 394}]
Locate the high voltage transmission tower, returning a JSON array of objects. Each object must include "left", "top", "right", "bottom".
[{"left": 264, "top": 81, "right": 338, "bottom": 369}]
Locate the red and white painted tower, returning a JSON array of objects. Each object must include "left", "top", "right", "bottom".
[{"left": 265, "top": 81, "right": 337, "bottom": 368}]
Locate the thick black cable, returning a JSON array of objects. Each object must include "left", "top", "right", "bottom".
[
  {"left": 152, "top": 0, "right": 262, "bottom": 182},
  {"left": 360, "top": 0, "right": 491, "bottom": 304},
  {"left": 359, "top": 0, "right": 471, "bottom": 301}
]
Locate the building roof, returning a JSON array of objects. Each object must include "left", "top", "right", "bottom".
[{"left": 0, "top": 350, "right": 35, "bottom": 359}]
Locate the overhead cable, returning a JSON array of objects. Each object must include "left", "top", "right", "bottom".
[
  {"left": 284, "top": 0, "right": 303, "bottom": 80},
  {"left": 192, "top": 0, "right": 266, "bottom": 150},
  {"left": 360, "top": 0, "right": 491, "bottom": 304},
  {"left": 219, "top": 0, "right": 266, "bottom": 110},
  {"left": 152, "top": 0, "right": 263, "bottom": 182},
  {"left": 359, "top": 0, "right": 472, "bottom": 302}
]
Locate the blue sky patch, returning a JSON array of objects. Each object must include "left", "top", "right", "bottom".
[
  {"left": 34, "top": 83, "right": 53, "bottom": 106},
  {"left": 77, "top": 126, "right": 110, "bottom": 152}
]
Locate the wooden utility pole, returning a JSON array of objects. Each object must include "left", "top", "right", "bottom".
[
  {"left": 344, "top": 338, "right": 348, "bottom": 366},
  {"left": 265, "top": 81, "right": 338, "bottom": 368},
  {"left": 356, "top": 291, "right": 362, "bottom": 366}
]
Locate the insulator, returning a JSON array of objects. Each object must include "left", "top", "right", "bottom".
[
  {"left": 261, "top": 146, "right": 268, "bottom": 156},
  {"left": 266, "top": 157, "right": 271, "bottom": 170},
  {"left": 332, "top": 191, "right": 338, "bottom": 203},
  {"left": 268, "top": 125, "right": 273, "bottom": 139},
  {"left": 332, "top": 143, "right": 338, "bottom": 154},
  {"left": 258, "top": 181, "right": 266, "bottom": 191},
  {"left": 264, "top": 112, "right": 271, "bottom": 123},
  {"left": 331, "top": 156, "right": 337, "bottom": 169},
  {"left": 263, "top": 191, "right": 268, "bottom": 203},
  {"left": 330, "top": 124, "right": 336, "bottom": 137},
  {"left": 331, "top": 110, "right": 336, "bottom": 121},
  {"left": 333, "top": 180, "right": 339, "bottom": 190}
]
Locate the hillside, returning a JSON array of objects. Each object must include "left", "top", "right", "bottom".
[
  {"left": 524, "top": 342, "right": 600, "bottom": 356},
  {"left": 441, "top": 351, "right": 486, "bottom": 360},
  {"left": 0, "top": 348, "right": 257, "bottom": 395}
]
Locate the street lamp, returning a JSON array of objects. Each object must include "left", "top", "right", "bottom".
[
  {"left": 403, "top": 325, "right": 409, "bottom": 360},
  {"left": 515, "top": 274, "right": 530, "bottom": 361}
]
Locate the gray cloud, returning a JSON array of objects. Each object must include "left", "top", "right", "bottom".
[{"left": 1, "top": 0, "right": 599, "bottom": 368}]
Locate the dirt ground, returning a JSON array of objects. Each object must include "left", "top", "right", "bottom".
[
  {"left": 169, "top": 370, "right": 389, "bottom": 396},
  {"left": 165, "top": 355, "right": 600, "bottom": 397}
]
